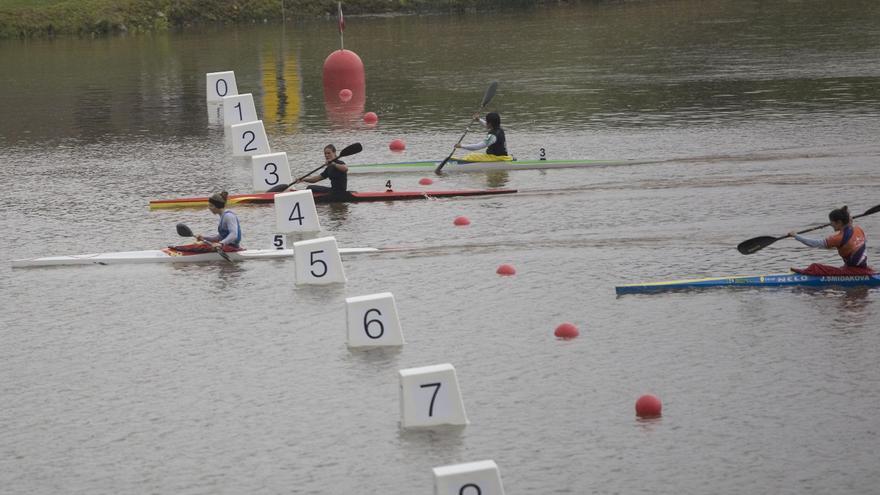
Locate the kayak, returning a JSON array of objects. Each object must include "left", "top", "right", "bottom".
[
  {"left": 347, "top": 158, "right": 630, "bottom": 174},
  {"left": 11, "top": 247, "right": 377, "bottom": 268},
  {"left": 149, "top": 188, "right": 517, "bottom": 209},
  {"left": 615, "top": 272, "right": 880, "bottom": 295}
]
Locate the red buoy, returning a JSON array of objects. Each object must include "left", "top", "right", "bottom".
[
  {"left": 389, "top": 139, "right": 406, "bottom": 151},
  {"left": 419, "top": 177, "right": 433, "bottom": 186},
  {"left": 635, "top": 394, "right": 662, "bottom": 418},
  {"left": 554, "top": 322, "right": 579, "bottom": 339},
  {"left": 339, "top": 88, "right": 353, "bottom": 102},
  {"left": 496, "top": 264, "right": 516, "bottom": 276},
  {"left": 363, "top": 111, "right": 378, "bottom": 124},
  {"left": 453, "top": 216, "right": 470, "bottom": 226}
]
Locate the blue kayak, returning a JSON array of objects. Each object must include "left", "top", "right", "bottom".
[{"left": 615, "top": 272, "right": 880, "bottom": 295}]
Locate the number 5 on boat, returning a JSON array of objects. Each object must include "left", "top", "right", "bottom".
[
  {"left": 399, "top": 364, "right": 469, "bottom": 428},
  {"left": 345, "top": 292, "right": 405, "bottom": 348},
  {"left": 293, "top": 237, "right": 346, "bottom": 285}
]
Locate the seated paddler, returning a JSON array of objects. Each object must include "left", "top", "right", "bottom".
[
  {"left": 453, "top": 111, "right": 513, "bottom": 162},
  {"left": 789, "top": 205, "right": 872, "bottom": 276}
]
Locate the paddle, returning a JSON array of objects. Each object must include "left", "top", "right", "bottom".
[
  {"left": 737, "top": 203, "right": 880, "bottom": 254},
  {"left": 266, "top": 142, "right": 363, "bottom": 193},
  {"left": 434, "top": 81, "right": 499, "bottom": 175},
  {"left": 176, "top": 222, "right": 233, "bottom": 263}
]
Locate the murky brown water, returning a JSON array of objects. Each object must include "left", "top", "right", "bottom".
[{"left": 2, "top": 1, "right": 880, "bottom": 493}]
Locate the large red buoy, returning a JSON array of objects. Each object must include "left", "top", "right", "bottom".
[
  {"left": 323, "top": 50, "right": 365, "bottom": 125},
  {"left": 635, "top": 394, "right": 662, "bottom": 418},
  {"left": 554, "top": 322, "right": 579, "bottom": 339}
]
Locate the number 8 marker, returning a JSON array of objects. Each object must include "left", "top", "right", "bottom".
[{"left": 433, "top": 460, "right": 505, "bottom": 495}]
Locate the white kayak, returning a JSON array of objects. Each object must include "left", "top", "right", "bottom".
[{"left": 11, "top": 247, "right": 378, "bottom": 268}]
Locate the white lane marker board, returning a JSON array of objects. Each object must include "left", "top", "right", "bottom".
[
  {"left": 433, "top": 460, "right": 506, "bottom": 495},
  {"left": 346, "top": 293, "right": 405, "bottom": 348},
  {"left": 399, "top": 363, "right": 468, "bottom": 428}
]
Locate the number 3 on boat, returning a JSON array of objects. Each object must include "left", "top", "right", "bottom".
[
  {"left": 294, "top": 237, "right": 346, "bottom": 285},
  {"left": 274, "top": 190, "right": 321, "bottom": 233}
]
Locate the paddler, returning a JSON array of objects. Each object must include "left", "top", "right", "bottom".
[
  {"left": 196, "top": 191, "right": 242, "bottom": 250},
  {"left": 789, "top": 205, "right": 872, "bottom": 275},
  {"left": 453, "top": 111, "right": 511, "bottom": 160},
  {"left": 300, "top": 144, "right": 349, "bottom": 196}
]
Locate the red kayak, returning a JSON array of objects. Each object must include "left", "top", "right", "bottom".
[{"left": 149, "top": 189, "right": 517, "bottom": 209}]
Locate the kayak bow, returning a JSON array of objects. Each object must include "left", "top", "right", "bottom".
[
  {"left": 615, "top": 272, "right": 880, "bottom": 295},
  {"left": 149, "top": 189, "right": 517, "bottom": 209}
]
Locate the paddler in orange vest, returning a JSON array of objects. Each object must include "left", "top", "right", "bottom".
[{"left": 789, "top": 205, "right": 872, "bottom": 276}]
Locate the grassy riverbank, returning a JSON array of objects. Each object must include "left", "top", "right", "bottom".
[{"left": 0, "top": 0, "right": 583, "bottom": 38}]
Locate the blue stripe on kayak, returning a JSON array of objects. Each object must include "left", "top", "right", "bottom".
[{"left": 615, "top": 273, "right": 880, "bottom": 295}]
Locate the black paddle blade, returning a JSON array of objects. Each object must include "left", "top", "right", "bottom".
[
  {"left": 862, "top": 203, "right": 880, "bottom": 216},
  {"left": 338, "top": 142, "right": 363, "bottom": 158},
  {"left": 266, "top": 182, "right": 291, "bottom": 193},
  {"left": 737, "top": 236, "right": 780, "bottom": 255},
  {"left": 176, "top": 223, "right": 194, "bottom": 237},
  {"left": 482, "top": 81, "right": 499, "bottom": 107}
]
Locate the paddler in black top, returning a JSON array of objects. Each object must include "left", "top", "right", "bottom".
[
  {"left": 454, "top": 111, "right": 508, "bottom": 157},
  {"left": 301, "top": 144, "right": 349, "bottom": 196}
]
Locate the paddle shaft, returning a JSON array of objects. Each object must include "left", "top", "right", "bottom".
[
  {"left": 435, "top": 81, "right": 499, "bottom": 175},
  {"left": 267, "top": 142, "right": 363, "bottom": 193}
]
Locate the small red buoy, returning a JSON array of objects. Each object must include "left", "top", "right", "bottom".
[
  {"left": 635, "top": 394, "right": 662, "bottom": 418},
  {"left": 363, "top": 111, "right": 378, "bottom": 124},
  {"left": 496, "top": 264, "right": 516, "bottom": 276},
  {"left": 419, "top": 177, "right": 433, "bottom": 186},
  {"left": 554, "top": 322, "right": 579, "bottom": 339},
  {"left": 389, "top": 138, "right": 406, "bottom": 151},
  {"left": 453, "top": 216, "right": 470, "bottom": 226},
  {"left": 339, "top": 88, "right": 353, "bottom": 102}
]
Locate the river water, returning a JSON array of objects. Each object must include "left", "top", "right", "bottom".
[{"left": 2, "top": 1, "right": 880, "bottom": 493}]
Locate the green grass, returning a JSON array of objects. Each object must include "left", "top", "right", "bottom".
[{"left": 0, "top": 0, "right": 572, "bottom": 38}]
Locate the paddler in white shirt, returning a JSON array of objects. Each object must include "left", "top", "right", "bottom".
[
  {"left": 196, "top": 191, "right": 242, "bottom": 250},
  {"left": 453, "top": 111, "right": 511, "bottom": 161}
]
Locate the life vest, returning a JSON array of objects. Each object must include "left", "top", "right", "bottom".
[
  {"left": 826, "top": 224, "right": 867, "bottom": 267},
  {"left": 218, "top": 210, "right": 242, "bottom": 247},
  {"left": 487, "top": 127, "right": 508, "bottom": 156}
]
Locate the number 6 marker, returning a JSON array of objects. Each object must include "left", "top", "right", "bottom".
[
  {"left": 399, "top": 363, "right": 468, "bottom": 428},
  {"left": 433, "top": 460, "right": 505, "bottom": 495},
  {"left": 293, "top": 236, "right": 346, "bottom": 285},
  {"left": 345, "top": 293, "right": 405, "bottom": 348}
]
